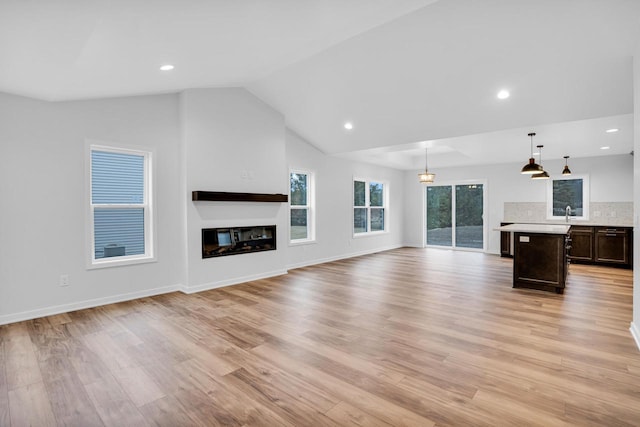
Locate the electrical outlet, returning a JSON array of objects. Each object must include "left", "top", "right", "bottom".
[
  {"left": 594, "top": 211, "right": 601, "bottom": 217},
  {"left": 611, "top": 211, "right": 617, "bottom": 218},
  {"left": 59, "top": 274, "right": 69, "bottom": 287}
]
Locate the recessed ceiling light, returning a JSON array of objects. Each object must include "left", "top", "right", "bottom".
[
  {"left": 159, "top": 64, "right": 174, "bottom": 71},
  {"left": 344, "top": 122, "right": 354, "bottom": 130},
  {"left": 600, "top": 146, "right": 610, "bottom": 150},
  {"left": 497, "top": 90, "right": 510, "bottom": 99},
  {"left": 605, "top": 128, "right": 619, "bottom": 133}
]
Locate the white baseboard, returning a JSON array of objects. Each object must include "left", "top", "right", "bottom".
[
  {"left": 286, "top": 244, "right": 403, "bottom": 270},
  {"left": 180, "top": 269, "right": 288, "bottom": 294},
  {"left": 0, "top": 284, "right": 182, "bottom": 326},
  {"left": 630, "top": 322, "right": 640, "bottom": 351}
]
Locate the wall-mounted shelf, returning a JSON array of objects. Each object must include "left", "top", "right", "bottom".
[{"left": 192, "top": 191, "right": 288, "bottom": 203}]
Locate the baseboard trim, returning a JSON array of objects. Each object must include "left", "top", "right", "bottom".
[
  {"left": 0, "top": 284, "right": 182, "bottom": 326},
  {"left": 180, "top": 269, "right": 288, "bottom": 294},
  {"left": 630, "top": 322, "right": 640, "bottom": 351},
  {"left": 286, "top": 244, "right": 403, "bottom": 270}
]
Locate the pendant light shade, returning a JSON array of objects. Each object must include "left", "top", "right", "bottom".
[
  {"left": 418, "top": 146, "right": 435, "bottom": 184},
  {"left": 562, "top": 155, "right": 572, "bottom": 175},
  {"left": 521, "top": 133, "right": 544, "bottom": 174},
  {"left": 531, "top": 145, "right": 550, "bottom": 180}
]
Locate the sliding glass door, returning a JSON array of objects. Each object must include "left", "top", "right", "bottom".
[{"left": 426, "top": 183, "right": 484, "bottom": 250}]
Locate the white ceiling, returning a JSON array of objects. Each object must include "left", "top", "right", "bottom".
[{"left": 1, "top": 0, "right": 638, "bottom": 170}]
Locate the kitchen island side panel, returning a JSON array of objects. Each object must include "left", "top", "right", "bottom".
[{"left": 513, "top": 232, "right": 568, "bottom": 294}]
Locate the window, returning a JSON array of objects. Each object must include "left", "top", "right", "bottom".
[
  {"left": 290, "top": 170, "right": 314, "bottom": 243},
  {"left": 547, "top": 175, "right": 589, "bottom": 221},
  {"left": 353, "top": 178, "right": 387, "bottom": 235},
  {"left": 89, "top": 145, "right": 154, "bottom": 267}
]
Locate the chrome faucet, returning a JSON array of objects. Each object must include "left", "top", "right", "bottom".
[{"left": 565, "top": 205, "right": 572, "bottom": 223}]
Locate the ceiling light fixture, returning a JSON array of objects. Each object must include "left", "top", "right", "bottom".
[
  {"left": 160, "top": 64, "right": 174, "bottom": 71},
  {"left": 531, "top": 145, "right": 550, "bottom": 180},
  {"left": 497, "top": 89, "right": 510, "bottom": 99},
  {"left": 521, "top": 132, "right": 543, "bottom": 174},
  {"left": 600, "top": 146, "right": 610, "bottom": 150},
  {"left": 562, "top": 155, "right": 571, "bottom": 175},
  {"left": 418, "top": 146, "right": 435, "bottom": 184},
  {"left": 344, "top": 122, "right": 354, "bottom": 130},
  {"left": 605, "top": 128, "right": 619, "bottom": 133}
]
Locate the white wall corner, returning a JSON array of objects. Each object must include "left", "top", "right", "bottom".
[
  {"left": 630, "top": 322, "right": 640, "bottom": 352},
  {"left": 0, "top": 283, "right": 183, "bottom": 326},
  {"left": 180, "top": 269, "right": 288, "bottom": 294}
]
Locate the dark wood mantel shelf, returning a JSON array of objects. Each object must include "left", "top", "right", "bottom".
[{"left": 192, "top": 191, "right": 288, "bottom": 203}]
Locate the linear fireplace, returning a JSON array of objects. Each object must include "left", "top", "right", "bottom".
[{"left": 202, "top": 225, "right": 276, "bottom": 258}]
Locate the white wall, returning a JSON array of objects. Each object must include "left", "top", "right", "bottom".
[
  {"left": 0, "top": 88, "right": 409, "bottom": 323},
  {"left": 631, "top": 46, "right": 640, "bottom": 349},
  {"left": 0, "top": 92, "right": 184, "bottom": 324},
  {"left": 286, "top": 130, "right": 404, "bottom": 268},
  {"left": 181, "top": 88, "right": 288, "bottom": 291},
  {"left": 403, "top": 155, "right": 633, "bottom": 254}
]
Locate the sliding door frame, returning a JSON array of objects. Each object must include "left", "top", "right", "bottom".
[{"left": 423, "top": 179, "right": 488, "bottom": 252}]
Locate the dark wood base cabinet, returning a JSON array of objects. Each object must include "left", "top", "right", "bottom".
[
  {"left": 595, "top": 227, "right": 631, "bottom": 265},
  {"left": 513, "top": 232, "right": 568, "bottom": 294},
  {"left": 568, "top": 226, "right": 632, "bottom": 268}
]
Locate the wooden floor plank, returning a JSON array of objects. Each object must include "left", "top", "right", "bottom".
[
  {"left": 0, "top": 248, "right": 638, "bottom": 426},
  {"left": 0, "top": 335, "right": 10, "bottom": 427},
  {"left": 4, "top": 323, "right": 43, "bottom": 391},
  {"left": 8, "top": 381, "right": 57, "bottom": 427},
  {"left": 111, "top": 366, "right": 166, "bottom": 407},
  {"left": 84, "top": 374, "right": 150, "bottom": 427},
  {"left": 43, "top": 373, "right": 104, "bottom": 426}
]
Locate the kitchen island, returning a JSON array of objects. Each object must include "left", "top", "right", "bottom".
[{"left": 495, "top": 223, "right": 570, "bottom": 294}]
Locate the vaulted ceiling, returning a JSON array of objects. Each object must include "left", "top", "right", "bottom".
[{"left": 2, "top": 0, "right": 638, "bottom": 169}]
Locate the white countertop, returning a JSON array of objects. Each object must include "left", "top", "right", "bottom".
[{"left": 494, "top": 223, "right": 570, "bottom": 235}]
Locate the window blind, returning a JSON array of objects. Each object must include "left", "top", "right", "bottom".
[{"left": 91, "top": 150, "right": 146, "bottom": 259}]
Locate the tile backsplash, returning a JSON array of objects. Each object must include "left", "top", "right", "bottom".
[{"left": 504, "top": 202, "right": 633, "bottom": 226}]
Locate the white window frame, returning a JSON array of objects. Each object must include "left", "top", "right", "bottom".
[
  {"left": 289, "top": 169, "right": 316, "bottom": 245},
  {"left": 546, "top": 174, "right": 590, "bottom": 221},
  {"left": 353, "top": 177, "right": 388, "bottom": 237},
  {"left": 86, "top": 143, "right": 156, "bottom": 269}
]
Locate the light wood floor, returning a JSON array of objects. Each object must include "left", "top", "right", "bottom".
[{"left": 1, "top": 248, "right": 639, "bottom": 426}]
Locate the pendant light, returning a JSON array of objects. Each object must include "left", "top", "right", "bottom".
[
  {"left": 531, "top": 145, "right": 550, "bottom": 180},
  {"left": 521, "top": 132, "right": 543, "bottom": 174},
  {"left": 562, "top": 155, "right": 571, "bottom": 175},
  {"left": 418, "top": 146, "right": 435, "bottom": 184}
]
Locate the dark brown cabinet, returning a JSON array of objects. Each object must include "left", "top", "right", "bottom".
[
  {"left": 513, "top": 232, "right": 568, "bottom": 294},
  {"left": 567, "top": 225, "right": 632, "bottom": 268},
  {"left": 595, "top": 227, "right": 631, "bottom": 265},
  {"left": 568, "top": 226, "right": 594, "bottom": 262}
]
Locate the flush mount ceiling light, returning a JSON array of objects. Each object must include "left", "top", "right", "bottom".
[
  {"left": 521, "top": 132, "right": 543, "bottom": 174},
  {"left": 531, "top": 145, "right": 550, "bottom": 180},
  {"left": 600, "top": 146, "right": 610, "bottom": 150},
  {"left": 562, "top": 155, "right": 572, "bottom": 175},
  {"left": 344, "top": 122, "right": 354, "bottom": 130},
  {"left": 605, "top": 128, "right": 619, "bottom": 133},
  {"left": 418, "top": 146, "right": 435, "bottom": 184},
  {"left": 159, "top": 64, "right": 174, "bottom": 71},
  {"left": 497, "top": 89, "right": 510, "bottom": 99}
]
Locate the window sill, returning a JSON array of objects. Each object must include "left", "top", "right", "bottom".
[
  {"left": 353, "top": 230, "right": 388, "bottom": 238},
  {"left": 289, "top": 239, "right": 317, "bottom": 247},
  {"left": 88, "top": 255, "right": 157, "bottom": 270}
]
